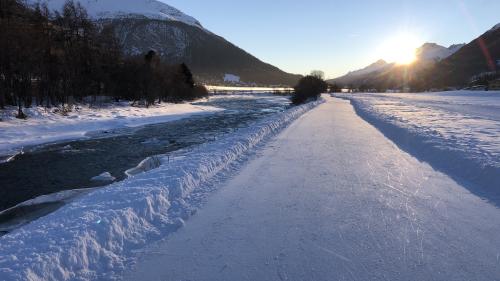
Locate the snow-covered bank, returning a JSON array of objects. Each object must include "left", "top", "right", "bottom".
[
  {"left": 0, "top": 98, "right": 323, "bottom": 281},
  {"left": 0, "top": 188, "right": 98, "bottom": 235},
  {"left": 0, "top": 101, "right": 221, "bottom": 160},
  {"left": 335, "top": 91, "right": 500, "bottom": 200}
]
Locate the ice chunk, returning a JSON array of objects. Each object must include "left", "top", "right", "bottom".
[
  {"left": 125, "top": 156, "right": 162, "bottom": 177},
  {"left": 91, "top": 172, "right": 116, "bottom": 182}
]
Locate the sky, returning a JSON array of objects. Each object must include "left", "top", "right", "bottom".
[{"left": 162, "top": 0, "right": 500, "bottom": 79}]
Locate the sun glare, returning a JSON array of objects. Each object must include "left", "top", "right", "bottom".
[{"left": 378, "top": 33, "right": 421, "bottom": 65}]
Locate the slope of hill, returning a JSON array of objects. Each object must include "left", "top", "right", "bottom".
[
  {"left": 416, "top": 43, "right": 465, "bottom": 62},
  {"left": 33, "top": 0, "right": 300, "bottom": 86},
  {"left": 328, "top": 43, "right": 463, "bottom": 88},
  {"left": 330, "top": 23, "right": 500, "bottom": 91},
  {"left": 33, "top": 0, "right": 203, "bottom": 27},
  {"left": 426, "top": 24, "right": 500, "bottom": 88},
  {"left": 367, "top": 42, "right": 464, "bottom": 89},
  {"left": 327, "top": 60, "right": 393, "bottom": 86}
]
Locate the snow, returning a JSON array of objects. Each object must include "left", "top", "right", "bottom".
[
  {"left": 223, "top": 74, "right": 241, "bottom": 83},
  {"left": 345, "top": 59, "right": 390, "bottom": 76},
  {"left": 0, "top": 101, "right": 221, "bottom": 161},
  {"left": 125, "top": 156, "right": 162, "bottom": 177},
  {"left": 124, "top": 96, "right": 500, "bottom": 280},
  {"left": 91, "top": 172, "right": 116, "bottom": 182},
  {"left": 31, "top": 0, "right": 203, "bottom": 28},
  {"left": 335, "top": 91, "right": 500, "bottom": 195},
  {"left": 416, "top": 43, "right": 463, "bottom": 61},
  {"left": 448, "top": 43, "right": 465, "bottom": 53},
  {"left": 0, "top": 98, "right": 323, "bottom": 281},
  {"left": 0, "top": 188, "right": 98, "bottom": 234},
  {"left": 1, "top": 189, "right": 94, "bottom": 211}
]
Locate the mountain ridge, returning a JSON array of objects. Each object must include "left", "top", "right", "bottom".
[
  {"left": 425, "top": 23, "right": 500, "bottom": 88},
  {"left": 33, "top": 0, "right": 203, "bottom": 28},
  {"left": 416, "top": 43, "right": 465, "bottom": 61},
  {"left": 328, "top": 41, "right": 470, "bottom": 89},
  {"left": 32, "top": 0, "right": 301, "bottom": 86}
]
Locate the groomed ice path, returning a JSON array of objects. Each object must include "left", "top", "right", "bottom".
[{"left": 125, "top": 96, "right": 500, "bottom": 281}]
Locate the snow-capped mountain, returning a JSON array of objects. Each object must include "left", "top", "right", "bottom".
[
  {"left": 35, "top": 0, "right": 203, "bottom": 28},
  {"left": 448, "top": 44, "right": 466, "bottom": 53},
  {"left": 427, "top": 23, "right": 500, "bottom": 87},
  {"left": 416, "top": 43, "right": 465, "bottom": 61},
  {"left": 328, "top": 59, "right": 393, "bottom": 86},
  {"left": 31, "top": 0, "right": 300, "bottom": 85},
  {"left": 329, "top": 23, "right": 500, "bottom": 90},
  {"left": 345, "top": 59, "right": 391, "bottom": 77},
  {"left": 329, "top": 42, "right": 466, "bottom": 87}
]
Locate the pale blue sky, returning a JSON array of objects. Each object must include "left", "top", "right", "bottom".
[{"left": 162, "top": 0, "right": 500, "bottom": 79}]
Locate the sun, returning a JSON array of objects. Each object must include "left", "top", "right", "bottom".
[{"left": 378, "top": 33, "right": 421, "bottom": 65}]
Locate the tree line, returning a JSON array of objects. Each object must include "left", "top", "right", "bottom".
[{"left": 0, "top": 0, "right": 207, "bottom": 118}]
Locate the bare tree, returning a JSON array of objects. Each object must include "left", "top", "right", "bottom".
[
  {"left": 0, "top": 0, "right": 209, "bottom": 117},
  {"left": 310, "top": 70, "right": 325, "bottom": 80}
]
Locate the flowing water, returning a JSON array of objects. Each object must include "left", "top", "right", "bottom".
[{"left": 0, "top": 94, "right": 290, "bottom": 213}]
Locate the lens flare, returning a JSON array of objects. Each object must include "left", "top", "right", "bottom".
[{"left": 378, "top": 33, "right": 422, "bottom": 65}]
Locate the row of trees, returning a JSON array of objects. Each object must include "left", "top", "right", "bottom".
[{"left": 0, "top": 0, "right": 207, "bottom": 118}]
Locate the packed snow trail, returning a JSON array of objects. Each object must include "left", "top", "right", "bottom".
[
  {"left": 125, "top": 96, "right": 500, "bottom": 281},
  {"left": 335, "top": 91, "right": 500, "bottom": 202}
]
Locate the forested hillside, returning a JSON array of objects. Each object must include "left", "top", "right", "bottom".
[{"left": 0, "top": 0, "right": 207, "bottom": 119}]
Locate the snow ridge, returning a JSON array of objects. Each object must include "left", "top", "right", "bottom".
[{"left": 0, "top": 98, "right": 324, "bottom": 281}]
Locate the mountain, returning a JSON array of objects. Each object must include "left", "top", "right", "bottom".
[
  {"left": 330, "top": 22, "right": 500, "bottom": 91},
  {"left": 490, "top": 23, "right": 500, "bottom": 32},
  {"left": 33, "top": 0, "right": 301, "bottom": 86},
  {"left": 448, "top": 44, "right": 466, "bottom": 53},
  {"left": 426, "top": 23, "right": 500, "bottom": 88},
  {"left": 328, "top": 41, "right": 471, "bottom": 90},
  {"left": 345, "top": 59, "right": 391, "bottom": 77},
  {"left": 328, "top": 60, "right": 393, "bottom": 86},
  {"left": 36, "top": 0, "right": 202, "bottom": 27},
  {"left": 416, "top": 43, "right": 465, "bottom": 62}
]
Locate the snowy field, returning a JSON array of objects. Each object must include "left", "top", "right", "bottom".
[
  {"left": 335, "top": 91, "right": 500, "bottom": 202},
  {"left": 0, "top": 101, "right": 221, "bottom": 162},
  {"left": 0, "top": 98, "right": 322, "bottom": 280}
]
